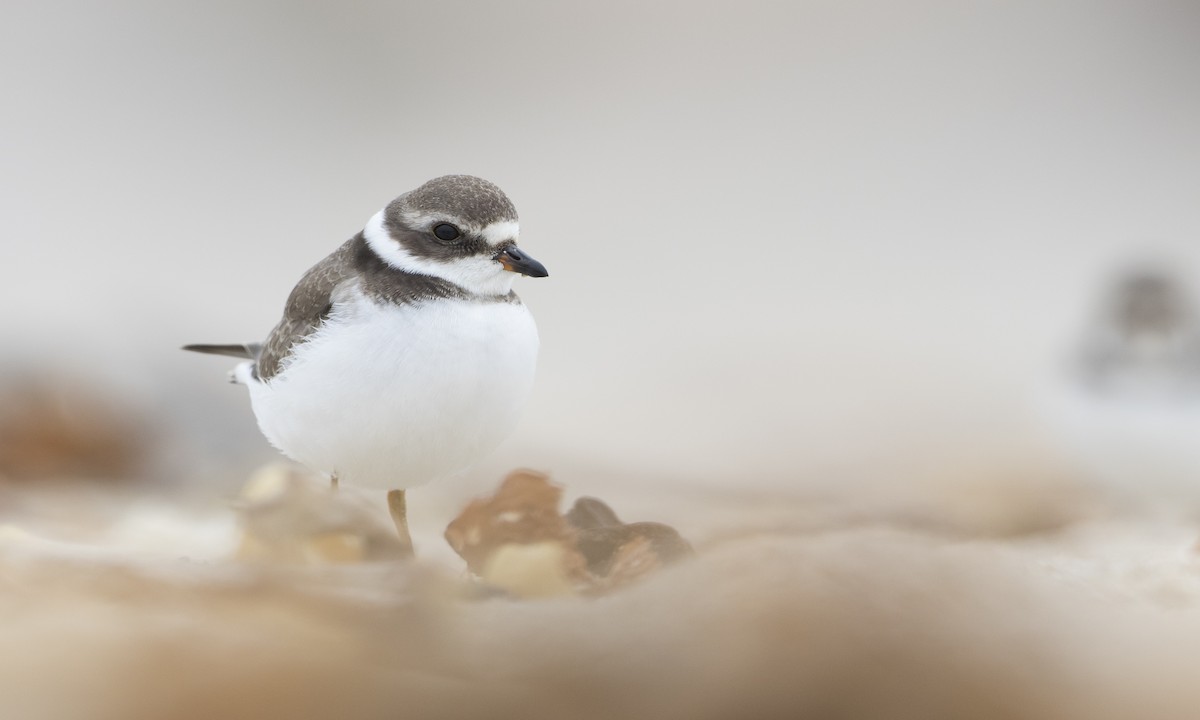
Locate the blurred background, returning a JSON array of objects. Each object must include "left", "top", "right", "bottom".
[
  {"left": 1, "top": 0, "right": 1199, "bottom": 503},
  {"left": 6, "top": 4, "right": 1200, "bottom": 719}
]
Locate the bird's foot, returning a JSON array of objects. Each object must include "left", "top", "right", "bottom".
[{"left": 387, "top": 489, "right": 415, "bottom": 558}]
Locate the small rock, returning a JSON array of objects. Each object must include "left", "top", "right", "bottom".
[
  {"left": 482, "top": 541, "right": 579, "bottom": 598},
  {"left": 444, "top": 469, "right": 588, "bottom": 584},
  {"left": 446, "top": 472, "right": 693, "bottom": 597},
  {"left": 236, "top": 463, "right": 409, "bottom": 564}
]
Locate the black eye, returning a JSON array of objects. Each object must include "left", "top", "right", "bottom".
[{"left": 433, "top": 223, "right": 461, "bottom": 242}]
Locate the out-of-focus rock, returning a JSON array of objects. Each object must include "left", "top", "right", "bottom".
[
  {"left": 566, "top": 497, "right": 694, "bottom": 590},
  {"left": 444, "top": 470, "right": 588, "bottom": 597},
  {"left": 564, "top": 495, "right": 622, "bottom": 529},
  {"left": 235, "top": 463, "right": 410, "bottom": 564},
  {"left": 445, "top": 471, "right": 692, "bottom": 597},
  {"left": 0, "top": 377, "right": 148, "bottom": 482},
  {"left": 481, "top": 542, "right": 579, "bottom": 598}
]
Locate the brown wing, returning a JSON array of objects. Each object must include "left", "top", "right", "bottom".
[{"left": 256, "top": 239, "right": 358, "bottom": 382}]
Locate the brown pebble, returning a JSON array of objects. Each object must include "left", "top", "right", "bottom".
[
  {"left": 444, "top": 469, "right": 587, "bottom": 582},
  {"left": 446, "top": 472, "right": 694, "bottom": 596},
  {"left": 566, "top": 496, "right": 623, "bottom": 530}
]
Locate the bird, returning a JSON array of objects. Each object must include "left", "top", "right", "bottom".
[
  {"left": 1078, "top": 270, "right": 1200, "bottom": 397},
  {"left": 1042, "top": 265, "right": 1200, "bottom": 510},
  {"left": 184, "top": 175, "right": 548, "bottom": 553}
]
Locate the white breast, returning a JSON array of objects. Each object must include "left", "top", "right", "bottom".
[{"left": 244, "top": 291, "right": 539, "bottom": 489}]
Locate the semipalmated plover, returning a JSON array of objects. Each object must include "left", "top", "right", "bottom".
[
  {"left": 1043, "top": 266, "right": 1200, "bottom": 508},
  {"left": 1079, "top": 269, "right": 1200, "bottom": 396},
  {"left": 185, "top": 175, "right": 548, "bottom": 551}
]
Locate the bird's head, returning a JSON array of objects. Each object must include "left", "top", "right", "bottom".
[{"left": 364, "top": 175, "right": 548, "bottom": 296}]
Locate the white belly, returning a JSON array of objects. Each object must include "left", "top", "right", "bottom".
[{"left": 245, "top": 293, "right": 539, "bottom": 489}]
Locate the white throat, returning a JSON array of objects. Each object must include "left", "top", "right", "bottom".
[{"left": 362, "top": 211, "right": 518, "bottom": 297}]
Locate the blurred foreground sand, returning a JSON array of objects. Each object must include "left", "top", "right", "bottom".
[{"left": 5, "top": 458, "right": 1200, "bottom": 720}]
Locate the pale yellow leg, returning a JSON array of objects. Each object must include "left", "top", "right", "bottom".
[{"left": 387, "top": 489, "right": 415, "bottom": 557}]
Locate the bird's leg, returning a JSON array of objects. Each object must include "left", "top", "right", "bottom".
[
  {"left": 330, "top": 473, "right": 339, "bottom": 491},
  {"left": 387, "top": 489, "right": 415, "bottom": 557}
]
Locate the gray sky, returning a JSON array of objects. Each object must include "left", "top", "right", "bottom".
[{"left": 2, "top": 0, "right": 1198, "bottom": 493}]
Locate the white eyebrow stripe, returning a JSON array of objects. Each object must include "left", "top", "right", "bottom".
[
  {"left": 364, "top": 210, "right": 442, "bottom": 276},
  {"left": 362, "top": 210, "right": 519, "bottom": 296},
  {"left": 480, "top": 220, "right": 520, "bottom": 247}
]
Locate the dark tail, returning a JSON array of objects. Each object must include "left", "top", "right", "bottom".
[{"left": 182, "top": 343, "right": 262, "bottom": 359}]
